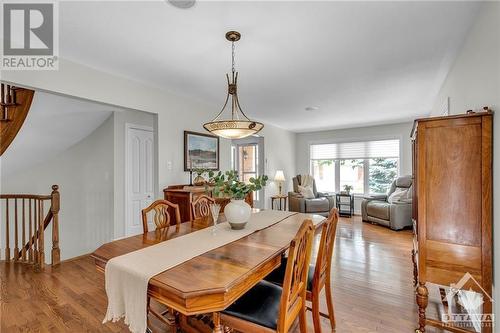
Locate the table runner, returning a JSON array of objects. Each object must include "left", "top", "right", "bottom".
[{"left": 103, "top": 210, "right": 296, "bottom": 333}]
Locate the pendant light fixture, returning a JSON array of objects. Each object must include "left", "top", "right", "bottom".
[{"left": 203, "top": 31, "right": 264, "bottom": 139}]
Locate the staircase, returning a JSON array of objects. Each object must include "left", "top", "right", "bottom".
[
  {"left": 0, "top": 185, "right": 60, "bottom": 271},
  {"left": 0, "top": 83, "right": 60, "bottom": 271},
  {"left": 0, "top": 83, "right": 35, "bottom": 156}
]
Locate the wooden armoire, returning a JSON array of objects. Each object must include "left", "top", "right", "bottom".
[{"left": 411, "top": 110, "right": 493, "bottom": 333}]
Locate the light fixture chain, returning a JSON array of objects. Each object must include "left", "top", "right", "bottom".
[{"left": 231, "top": 41, "right": 235, "bottom": 75}]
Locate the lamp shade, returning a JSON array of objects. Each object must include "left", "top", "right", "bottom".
[{"left": 274, "top": 170, "right": 285, "bottom": 182}]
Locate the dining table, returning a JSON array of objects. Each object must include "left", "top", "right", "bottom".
[{"left": 92, "top": 210, "right": 326, "bottom": 333}]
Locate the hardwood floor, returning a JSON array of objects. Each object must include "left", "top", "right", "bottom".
[{"left": 0, "top": 216, "right": 441, "bottom": 332}]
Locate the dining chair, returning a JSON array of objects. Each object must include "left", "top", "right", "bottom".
[
  {"left": 141, "top": 199, "right": 181, "bottom": 233},
  {"left": 191, "top": 194, "right": 216, "bottom": 220},
  {"left": 265, "top": 208, "right": 339, "bottom": 333},
  {"left": 141, "top": 199, "right": 181, "bottom": 333},
  {"left": 220, "top": 219, "right": 315, "bottom": 333}
]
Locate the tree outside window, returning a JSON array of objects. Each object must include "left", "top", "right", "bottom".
[{"left": 369, "top": 158, "right": 398, "bottom": 194}]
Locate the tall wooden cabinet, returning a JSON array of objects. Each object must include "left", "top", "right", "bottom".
[{"left": 411, "top": 111, "right": 493, "bottom": 333}]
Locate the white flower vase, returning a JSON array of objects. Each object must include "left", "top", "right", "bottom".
[{"left": 225, "top": 199, "right": 251, "bottom": 230}]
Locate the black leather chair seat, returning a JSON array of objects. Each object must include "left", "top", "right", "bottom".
[
  {"left": 265, "top": 256, "right": 315, "bottom": 291},
  {"left": 222, "top": 280, "right": 282, "bottom": 330}
]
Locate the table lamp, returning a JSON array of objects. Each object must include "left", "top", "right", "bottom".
[{"left": 274, "top": 170, "right": 285, "bottom": 195}]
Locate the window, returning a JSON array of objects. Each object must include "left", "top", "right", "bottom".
[
  {"left": 339, "top": 159, "right": 364, "bottom": 194},
  {"left": 234, "top": 143, "right": 260, "bottom": 201},
  {"left": 311, "top": 160, "right": 336, "bottom": 193},
  {"left": 310, "top": 139, "right": 400, "bottom": 195},
  {"left": 368, "top": 158, "right": 398, "bottom": 194}
]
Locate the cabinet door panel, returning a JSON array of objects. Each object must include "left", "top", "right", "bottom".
[{"left": 424, "top": 122, "right": 482, "bottom": 247}]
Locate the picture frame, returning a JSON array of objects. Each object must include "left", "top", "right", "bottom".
[{"left": 184, "top": 131, "right": 220, "bottom": 171}]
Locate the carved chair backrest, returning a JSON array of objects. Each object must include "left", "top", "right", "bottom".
[
  {"left": 141, "top": 200, "right": 181, "bottom": 233},
  {"left": 277, "top": 219, "right": 314, "bottom": 332},
  {"left": 191, "top": 195, "right": 216, "bottom": 220}
]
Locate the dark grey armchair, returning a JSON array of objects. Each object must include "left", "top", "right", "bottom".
[
  {"left": 288, "top": 175, "right": 335, "bottom": 217},
  {"left": 361, "top": 175, "right": 413, "bottom": 230}
]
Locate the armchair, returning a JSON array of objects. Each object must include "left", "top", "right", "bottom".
[
  {"left": 361, "top": 175, "right": 413, "bottom": 230},
  {"left": 288, "top": 175, "right": 335, "bottom": 217}
]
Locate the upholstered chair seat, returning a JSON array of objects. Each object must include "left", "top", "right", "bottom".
[
  {"left": 222, "top": 280, "right": 282, "bottom": 330},
  {"left": 266, "top": 256, "right": 315, "bottom": 291}
]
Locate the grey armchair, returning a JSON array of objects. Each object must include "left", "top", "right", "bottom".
[
  {"left": 361, "top": 175, "right": 413, "bottom": 230},
  {"left": 288, "top": 175, "right": 335, "bottom": 217}
]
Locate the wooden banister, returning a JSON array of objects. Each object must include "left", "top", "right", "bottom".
[
  {"left": 1, "top": 185, "right": 60, "bottom": 270},
  {"left": 0, "top": 84, "right": 34, "bottom": 156}
]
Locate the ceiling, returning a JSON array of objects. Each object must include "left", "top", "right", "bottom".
[
  {"left": 1, "top": 92, "right": 116, "bottom": 176},
  {"left": 59, "top": 1, "right": 481, "bottom": 132}
]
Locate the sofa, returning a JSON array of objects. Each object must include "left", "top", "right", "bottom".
[
  {"left": 288, "top": 175, "right": 335, "bottom": 217},
  {"left": 361, "top": 175, "right": 413, "bottom": 230}
]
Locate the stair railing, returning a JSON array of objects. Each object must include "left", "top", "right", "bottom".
[{"left": 0, "top": 185, "right": 60, "bottom": 271}]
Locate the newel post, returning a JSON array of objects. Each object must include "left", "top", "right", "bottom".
[{"left": 51, "top": 185, "right": 60, "bottom": 266}]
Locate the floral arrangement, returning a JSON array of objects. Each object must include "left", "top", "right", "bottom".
[
  {"left": 208, "top": 170, "right": 268, "bottom": 200},
  {"left": 343, "top": 185, "right": 353, "bottom": 193},
  {"left": 192, "top": 168, "right": 209, "bottom": 178},
  {"left": 192, "top": 168, "right": 210, "bottom": 186}
]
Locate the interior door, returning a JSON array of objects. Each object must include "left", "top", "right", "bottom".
[{"left": 126, "top": 126, "right": 154, "bottom": 236}]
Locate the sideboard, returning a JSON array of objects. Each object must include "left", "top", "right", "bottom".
[{"left": 163, "top": 185, "right": 253, "bottom": 222}]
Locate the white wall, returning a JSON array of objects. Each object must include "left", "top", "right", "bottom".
[
  {"left": 1, "top": 59, "right": 234, "bottom": 192},
  {"left": 430, "top": 2, "right": 500, "bottom": 320},
  {"left": 1, "top": 115, "right": 115, "bottom": 261},
  {"left": 295, "top": 122, "right": 413, "bottom": 214},
  {"left": 260, "top": 124, "right": 297, "bottom": 209}
]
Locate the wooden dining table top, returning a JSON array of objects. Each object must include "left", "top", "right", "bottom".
[{"left": 91, "top": 211, "right": 325, "bottom": 316}]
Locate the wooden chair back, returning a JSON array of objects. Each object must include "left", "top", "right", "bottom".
[
  {"left": 191, "top": 195, "right": 216, "bottom": 220},
  {"left": 277, "top": 219, "right": 315, "bottom": 333},
  {"left": 141, "top": 200, "right": 181, "bottom": 233},
  {"left": 312, "top": 208, "right": 339, "bottom": 293}
]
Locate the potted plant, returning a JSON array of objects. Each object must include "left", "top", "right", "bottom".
[
  {"left": 208, "top": 170, "right": 268, "bottom": 229},
  {"left": 343, "top": 185, "right": 353, "bottom": 195}
]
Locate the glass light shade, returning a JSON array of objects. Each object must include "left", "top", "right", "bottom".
[
  {"left": 274, "top": 170, "right": 285, "bottom": 182},
  {"left": 203, "top": 120, "right": 264, "bottom": 139}
]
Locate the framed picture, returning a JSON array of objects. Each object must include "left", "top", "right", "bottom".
[{"left": 184, "top": 131, "right": 220, "bottom": 171}]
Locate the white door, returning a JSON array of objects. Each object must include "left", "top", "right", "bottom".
[{"left": 126, "top": 126, "right": 154, "bottom": 236}]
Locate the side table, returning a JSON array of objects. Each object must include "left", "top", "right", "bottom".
[
  {"left": 271, "top": 195, "right": 288, "bottom": 211},
  {"left": 336, "top": 193, "right": 354, "bottom": 217}
]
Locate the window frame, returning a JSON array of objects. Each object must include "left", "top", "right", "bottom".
[{"left": 309, "top": 137, "right": 401, "bottom": 196}]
